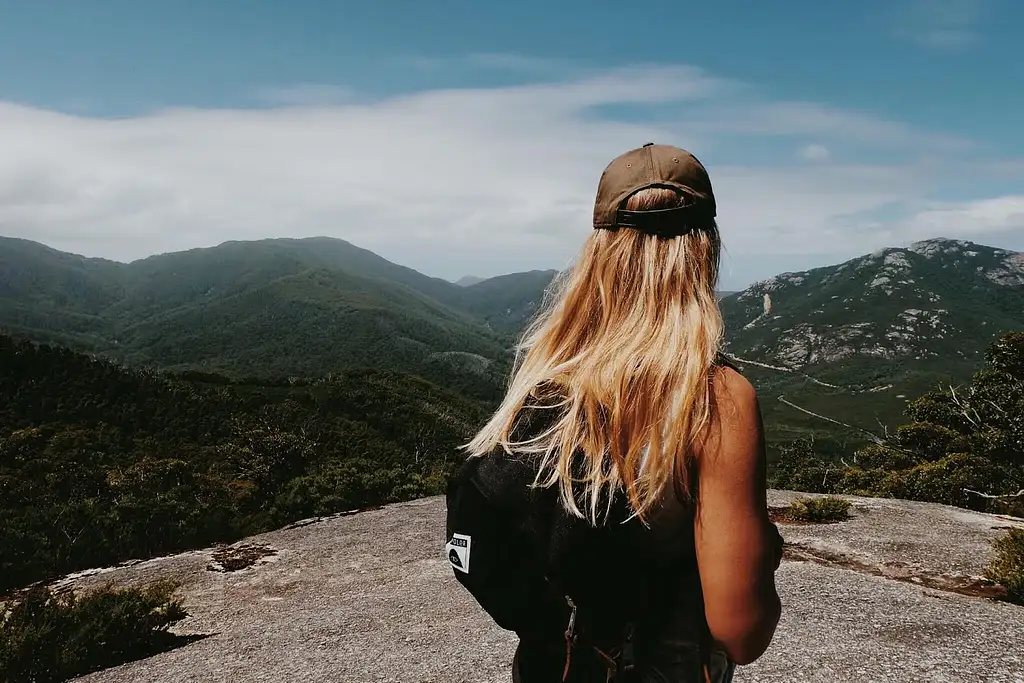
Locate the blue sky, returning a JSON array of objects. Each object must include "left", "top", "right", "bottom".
[{"left": 0, "top": 0, "right": 1021, "bottom": 288}]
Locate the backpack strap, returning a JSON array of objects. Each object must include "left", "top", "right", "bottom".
[
  {"left": 561, "top": 595, "right": 577, "bottom": 681},
  {"left": 699, "top": 627, "right": 714, "bottom": 683}
]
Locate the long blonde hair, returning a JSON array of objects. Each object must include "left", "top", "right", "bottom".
[{"left": 464, "top": 187, "right": 724, "bottom": 524}]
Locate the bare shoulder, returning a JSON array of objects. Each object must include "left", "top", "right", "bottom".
[
  {"left": 709, "top": 366, "right": 761, "bottom": 431},
  {"left": 697, "top": 365, "right": 764, "bottom": 471}
]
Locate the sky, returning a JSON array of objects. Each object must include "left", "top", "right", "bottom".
[{"left": 0, "top": 0, "right": 1022, "bottom": 290}]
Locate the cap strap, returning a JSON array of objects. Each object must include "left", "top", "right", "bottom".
[{"left": 610, "top": 203, "right": 715, "bottom": 236}]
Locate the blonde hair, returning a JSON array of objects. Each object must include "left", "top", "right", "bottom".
[{"left": 464, "top": 187, "right": 725, "bottom": 524}]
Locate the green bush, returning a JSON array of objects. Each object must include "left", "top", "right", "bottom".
[
  {"left": 769, "top": 332, "right": 1024, "bottom": 515},
  {"left": 786, "top": 496, "right": 852, "bottom": 523},
  {"left": 853, "top": 444, "right": 919, "bottom": 470},
  {"left": 892, "top": 422, "right": 964, "bottom": 460},
  {"left": 0, "top": 581, "right": 187, "bottom": 683},
  {"left": 767, "top": 438, "right": 841, "bottom": 494},
  {"left": 985, "top": 528, "right": 1024, "bottom": 605}
]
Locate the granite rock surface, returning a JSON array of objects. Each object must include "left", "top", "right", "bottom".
[{"left": 67, "top": 492, "right": 1024, "bottom": 683}]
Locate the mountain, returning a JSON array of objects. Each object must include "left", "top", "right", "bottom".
[
  {"left": 459, "top": 269, "right": 560, "bottom": 335},
  {"left": 0, "top": 236, "right": 517, "bottom": 401},
  {"left": 720, "top": 238, "right": 1024, "bottom": 441},
  {"left": 0, "top": 237, "right": 124, "bottom": 348},
  {"left": 119, "top": 237, "right": 471, "bottom": 318},
  {"left": 3, "top": 235, "right": 1022, "bottom": 435},
  {"left": 116, "top": 266, "right": 507, "bottom": 381},
  {"left": 455, "top": 275, "right": 484, "bottom": 287}
]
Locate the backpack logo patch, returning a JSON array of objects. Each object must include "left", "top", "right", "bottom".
[{"left": 445, "top": 533, "right": 471, "bottom": 574}]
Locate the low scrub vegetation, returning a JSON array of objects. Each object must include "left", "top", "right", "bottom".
[
  {"left": 769, "top": 332, "right": 1024, "bottom": 519},
  {"left": 0, "top": 581, "right": 188, "bottom": 683},
  {"left": 985, "top": 528, "right": 1024, "bottom": 605},
  {"left": 786, "top": 496, "right": 852, "bottom": 523}
]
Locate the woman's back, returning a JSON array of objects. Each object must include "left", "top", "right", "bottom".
[
  {"left": 505, "top": 364, "right": 762, "bottom": 682},
  {"left": 455, "top": 143, "right": 782, "bottom": 682}
]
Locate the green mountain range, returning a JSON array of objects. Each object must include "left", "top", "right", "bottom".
[
  {"left": 454, "top": 275, "right": 485, "bottom": 287},
  {"left": 0, "top": 236, "right": 555, "bottom": 401},
  {"left": 2, "top": 235, "right": 1021, "bottom": 440}
]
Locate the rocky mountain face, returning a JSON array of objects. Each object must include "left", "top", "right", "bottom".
[
  {"left": 718, "top": 238, "right": 1024, "bottom": 441},
  {"left": 722, "top": 238, "right": 1024, "bottom": 374}
]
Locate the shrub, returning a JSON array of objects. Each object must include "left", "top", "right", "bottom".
[
  {"left": 0, "top": 581, "right": 188, "bottom": 683},
  {"left": 985, "top": 527, "right": 1024, "bottom": 605},
  {"left": 786, "top": 496, "right": 852, "bottom": 523},
  {"left": 990, "top": 497, "right": 1024, "bottom": 520},
  {"left": 892, "top": 422, "right": 964, "bottom": 460},
  {"left": 853, "top": 444, "right": 919, "bottom": 470},
  {"left": 767, "top": 439, "right": 841, "bottom": 494},
  {"left": 770, "top": 333, "right": 1024, "bottom": 516}
]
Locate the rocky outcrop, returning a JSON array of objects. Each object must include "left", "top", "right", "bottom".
[
  {"left": 66, "top": 492, "right": 1024, "bottom": 683},
  {"left": 721, "top": 238, "right": 1024, "bottom": 377},
  {"left": 987, "top": 252, "right": 1024, "bottom": 287}
]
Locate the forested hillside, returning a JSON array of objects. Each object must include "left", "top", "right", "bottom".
[
  {"left": 6, "top": 235, "right": 1021, "bottom": 443},
  {"left": 0, "top": 236, "right": 520, "bottom": 401},
  {"left": 3, "top": 234, "right": 1023, "bottom": 591},
  {"left": 0, "top": 333, "right": 487, "bottom": 593}
]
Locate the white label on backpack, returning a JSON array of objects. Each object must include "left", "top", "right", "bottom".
[{"left": 445, "top": 533, "right": 471, "bottom": 574}]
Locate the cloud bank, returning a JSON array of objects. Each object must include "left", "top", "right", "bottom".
[{"left": 0, "top": 60, "right": 1021, "bottom": 288}]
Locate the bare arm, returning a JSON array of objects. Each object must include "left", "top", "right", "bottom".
[{"left": 693, "top": 368, "right": 782, "bottom": 665}]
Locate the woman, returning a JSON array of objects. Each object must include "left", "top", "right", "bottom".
[{"left": 458, "top": 143, "right": 783, "bottom": 682}]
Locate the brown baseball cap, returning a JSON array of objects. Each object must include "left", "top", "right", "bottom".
[{"left": 593, "top": 142, "right": 716, "bottom": 236}]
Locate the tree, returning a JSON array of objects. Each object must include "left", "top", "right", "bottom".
[{"left": 770, "top": 332, "right": 1024, "bottom": 516}]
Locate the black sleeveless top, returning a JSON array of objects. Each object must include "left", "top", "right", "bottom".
[{"left": 508, "top": 357, "right": 743, "bottom": 681}]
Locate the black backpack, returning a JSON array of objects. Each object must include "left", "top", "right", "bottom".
[{"left": 444, "top": 447, "right": 709, "bottom": 682}]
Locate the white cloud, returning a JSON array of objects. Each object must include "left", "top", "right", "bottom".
[
  {"left": 798, "top": 144, "right": 831, "bottom": 162},
  {"left": 696, "top": 101, "right": 970, "bottom": 150},
  {"left": 0, "top": 62, "right": 1018, "bottom": 288},
  {"left": 900, "top": 196, "right": 1024, "bottom": 238}
]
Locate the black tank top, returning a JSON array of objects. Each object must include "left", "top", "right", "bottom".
[{"left": 512, "top": 355, "right": 742, "bottom": 659}]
